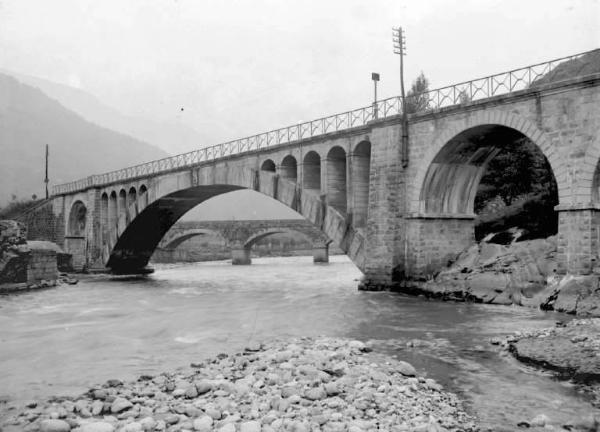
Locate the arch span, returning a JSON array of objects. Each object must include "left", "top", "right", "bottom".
[
  {"left": 244, "top": 228, "right": 327, "bottom": 250},
  {"left": 408, "top": 121, "right": 560, "bottom": 278},
  {"left": 418, "top": 124, "right": 558, "bottom": 216},
  {"left": 105, "top": 168, "right": 366, "bottom": 274},
  {"left": 162, "top": 229, "right": 227, "bottom": 250},
  {"left": 409, "top": 112, "right": 564, "bottom": 213},
  {"left": 234, "top": 228, "right": 330, "bottom": 265}
]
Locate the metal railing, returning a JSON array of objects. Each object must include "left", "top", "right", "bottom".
[{"left": 53, "top": 48, "right": 598, "bottom": 196}]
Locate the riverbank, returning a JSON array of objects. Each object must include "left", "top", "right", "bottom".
[
  {"left": 398, "top": 235, "right": 600, "bottom": 317},
  {"left": 0, "top": 337, "right": 478, "bottom": 432},
  {"left": 497, "top": 318, "right": 600, "bottom": 421}
]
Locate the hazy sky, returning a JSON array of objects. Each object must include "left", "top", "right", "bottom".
[{"left": 1, "top": 0, "right": 598, "bottom": 152}]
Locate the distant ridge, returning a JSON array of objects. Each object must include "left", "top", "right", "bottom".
[
  {"left": 0, "top": 73, "right": 169, "bottom": 204},
  {"left": 1, "top": 69, "right": 212, "bottom": 157}
]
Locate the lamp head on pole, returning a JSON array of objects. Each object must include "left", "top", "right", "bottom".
[{"left": 371, "top": 72, "right": 380, "bottom": 82}]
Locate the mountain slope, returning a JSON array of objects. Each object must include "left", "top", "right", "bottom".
[
  {"left": 0, "top": 73, "right": 169, "bottom": 204},
  {"left": 2, "top": 70, "right": 212, "bottom": 156}
]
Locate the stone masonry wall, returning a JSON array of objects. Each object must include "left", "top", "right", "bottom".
[
  {"left": 405, "top": 218, "right": 476, "bottom": 280},
  {"left": 27, "top": 249, "right": 57, "bottom": 283},
  {"left": 556, "top": 209, "right": 600, "bottom": 275},
  {"left": 15, "top": 200, "right": 58, "bottom": 242}
]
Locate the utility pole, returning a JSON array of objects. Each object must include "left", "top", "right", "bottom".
[
  {"left": 393, "top": 27, "right": 409, "bottom": 168},
  {"left": 44, "top": 144, "right": 49, "bottom": 199}
]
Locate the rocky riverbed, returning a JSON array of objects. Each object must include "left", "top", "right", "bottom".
[
  {"left": 0, "top": 337, "right": 478, "bottom": 432},
  {"left": 401, "top": 235, "right": 600, "bottom": 317}
]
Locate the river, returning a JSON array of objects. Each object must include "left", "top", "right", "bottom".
[{"left": 0, "top": 255, "right": 597, "bottom": 429}]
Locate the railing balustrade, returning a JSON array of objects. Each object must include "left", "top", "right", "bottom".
[{"left": 52, "top": 49, "right": 597, "bottom": 196}]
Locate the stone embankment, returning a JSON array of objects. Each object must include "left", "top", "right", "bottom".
[
  {"left": 0, "top": 337, "right": 478, "bottom": 432},
  {"left": 491, "top": 318, "right": 600, "bottom": 429},
  {"left": 403, "top": 235, "right": 600, "bottom": 317},
  {"left": 0, "top": 220, "right": 76, "bottom": 292}
]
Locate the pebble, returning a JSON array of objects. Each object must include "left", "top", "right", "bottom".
[
  {"left": 240, "top": 420, "right": 261, "bottom": 432},
  {"left": 78, "top": 422, "right": 115, "bottom": 432},
  {"left": 396, "top": 360, "right": 417, "bottom": 376},
  {"left": 218, "top": 423, "right": 236, "bottom": 432},
  {"left": 193, "top": 415, "right": 213, "bottom": 431},
  {"left": 110, "top": 397, "right": 132, "bottom": 413},
  {"left": 40, "top": 419, "right": 71, "bottom": 432}
]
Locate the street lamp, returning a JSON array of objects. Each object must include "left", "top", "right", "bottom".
[{"left": 371, "top": 72, "right": 380, "bottom": 119}]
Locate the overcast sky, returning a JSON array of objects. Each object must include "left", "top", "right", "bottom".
[{"left": 1, "top": 0, "right": 598, "bottom": 152}]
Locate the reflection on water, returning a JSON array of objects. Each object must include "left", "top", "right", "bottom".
[{"left": 0, "top": 256, "right": 596, "bottom": 428}]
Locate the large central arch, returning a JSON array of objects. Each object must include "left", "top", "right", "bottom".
[
  {"left": 104, "top": 168, "right": 366, "bottom": 274},
  {"left": 107, "top": 185, "right": 244, "bottom": 272}
]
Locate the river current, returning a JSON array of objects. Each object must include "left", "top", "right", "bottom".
[{"left": 0, "top": 255, "right": 597, "bottom": 429}]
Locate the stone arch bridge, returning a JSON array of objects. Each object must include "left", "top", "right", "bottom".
[
  {"left": 155, "top": 219, "right": 331, "bottom": 264},
  {"left": 35, "top": 49, "right": 600, "bottom": 288}
]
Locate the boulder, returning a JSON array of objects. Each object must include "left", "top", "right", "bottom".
[{"left": 552, "top": 277, "right": 597, "bottom": 314}]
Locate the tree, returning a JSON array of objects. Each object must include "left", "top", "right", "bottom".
[
  {"left": 458, "top": 88, "right": 471, "bottom": 105},
  {"left": 405, "top": 72, "right": 430, "bottom": 114}
]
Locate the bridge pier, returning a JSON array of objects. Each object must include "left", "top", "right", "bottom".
[
  {"left": 556, "top": 207, "right": 600, "bottom": 275},
  {"left": 231, "top": 247, "right": 252, "bottom": 265},
  {"left": 312, "top": 244, "right": 329, "bottom": 263}
]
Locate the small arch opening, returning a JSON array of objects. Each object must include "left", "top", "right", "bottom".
[
  {"left": 280, "top": 155, "right": 298, "bottom": 181},
  {"left": 109, "top": 191, "right": 117, "bottom": 229},
  {"left": 327, "top": 146, "right": 347, "bottom": 213},
  {"left": 139, "top": 185, "right": 148, "bottom": 209},
  {"left": 128, "top": 187, "right": 137, "bottom": 209},
  {"left": 101, "top": 193, "right": 109, "bottom": 245},
  {"left": 352, "top": 141, "right": 371, "bottom": 227},
  {"left": 303, "top": 151, "right": 321, "bottom": 191},
  {"left": 261, "top": 159, "right": 276, "bottom": 172},
  {"left": 118, "top": 189, "right": 127, "bottom": 216},
  {"left": 68, "top": 200, "right": 87, "bottom": 236}
]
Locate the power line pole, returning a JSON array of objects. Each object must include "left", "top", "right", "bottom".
[
  {"left": 45, "top": 144, "right": 49, "bottom": 199},
  {"left": 393, "top": 27, "right": 409, "bottom": 168}
]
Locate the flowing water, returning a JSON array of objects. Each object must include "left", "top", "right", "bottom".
[{"left": 0, "top": 256, "right": 597, "bottom": 429}]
